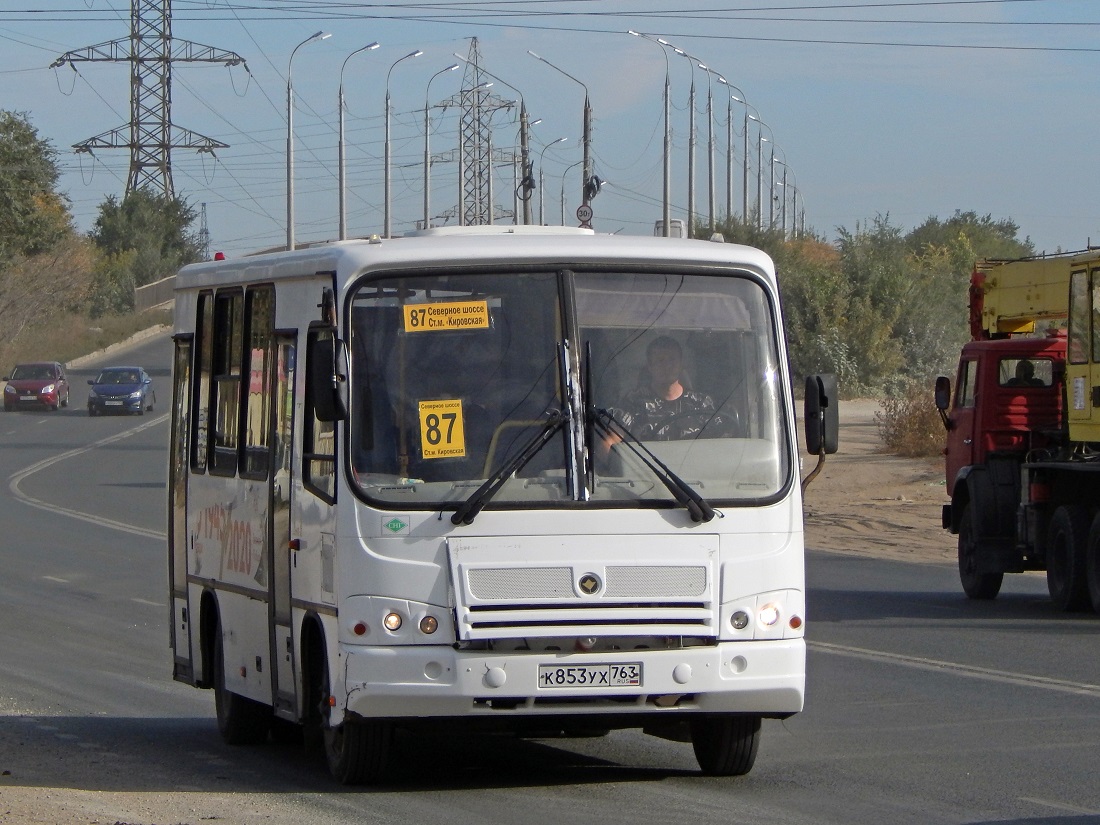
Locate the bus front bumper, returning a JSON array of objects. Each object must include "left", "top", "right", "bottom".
[{"left": 339, "top": 639, "right": 805, "bottom": 722}]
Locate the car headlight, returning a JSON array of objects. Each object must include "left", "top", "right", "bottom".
[
  {"left": 3, "top": 385, "right": 14, "bottom": 394},
  {"left": 41, "top": 383, "right": 55, "bottom": 394},
  {"left": 129, "top": 390, "right": 143, "bottom": 400}
]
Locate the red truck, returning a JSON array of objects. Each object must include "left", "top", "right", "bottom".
[{"left": 936, "top": 253, "right": 1100, "bottom": 612}]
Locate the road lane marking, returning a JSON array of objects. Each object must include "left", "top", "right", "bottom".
[
  {"left": 42, "top": 575, "right": 69, "bottom": 583},
  {"left": 811, "top": 641, "right": 1100, "bottom": 698},
  {"left": 8, "top": 414, "right": 169, "bottom": 540},
  {"left": 1019, "top": 797, "right": 1100, "bottom": 816}
]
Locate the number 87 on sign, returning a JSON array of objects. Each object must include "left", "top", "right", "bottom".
[{"left": 418, "top": 399, "right": 466, "bottom": 459}]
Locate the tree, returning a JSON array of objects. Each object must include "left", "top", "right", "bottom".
[
  {"left": 0, "top": 110, "right": 72, "bottom": 261},
  {"left": 89, "top": 188, "right": 202, "bottom": 314}
]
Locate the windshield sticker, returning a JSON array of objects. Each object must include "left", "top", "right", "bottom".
[
  {"left": 404, "top": 300, "right": 490, "bottom": 332},
  {"left": 418, "top": 399, "right": 467, "bottom": 459}
]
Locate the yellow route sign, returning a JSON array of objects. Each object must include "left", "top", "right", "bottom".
[
  {"left": 418, "top": 399, "right": 466, "bottom": 459},
  {"left": 403, "top": 300, "right": 490, "bottom": 332}
]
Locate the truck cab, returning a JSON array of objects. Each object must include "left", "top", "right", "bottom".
[{"left": 942, "top": 334, "right": 1064, "bottom": 499}]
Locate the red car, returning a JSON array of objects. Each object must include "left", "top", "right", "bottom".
[{"left": 3, "top": 361, "right": 71, "bottom": 411}]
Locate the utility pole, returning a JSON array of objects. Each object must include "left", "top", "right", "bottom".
[
  {"left": 198, "top": 203, "right": 210, "bottom": 259},
  {"left": 52, "top": 0, "right": 246, "bottom": 197}
]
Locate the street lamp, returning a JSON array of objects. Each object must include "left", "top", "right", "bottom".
[
  {"left": 538, "top": 137, "right": 567, "bottom": 225},
  {"left": 660, "top": 39, "right": 699, "bottom": 237},
  {"left": 287, "top": 30, "right": 331, "bottom": 251},
  {"left": 338, "top": 42, "right": 379, "bottom": 240},
  {"left": 629, "top": 31, "right": 672, "bottom": 237},
  {"left": 718, "top": 78, "right": 750, "bottom": 223},
  {"left": 528, "top": 50, "right": 593, "bottom": 211},
  {"left": 749, "top": 114, "right": 772, "bottom": 231},
  {"left": 423, "top": 63, "right": 459, "bottom": 230},
  {"left": 384, "top": 49, "right": 422, "bottom": 238},
  {"left": 698, "top": 62, "right": 720, "bottom": 234}
]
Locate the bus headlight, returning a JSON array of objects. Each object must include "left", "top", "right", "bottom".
[
  {"left": 383, "top": 612, "right": 403, "bottom": 631},
  {"left": 758, "top": 603, "right": 781, "bottom": 627}
]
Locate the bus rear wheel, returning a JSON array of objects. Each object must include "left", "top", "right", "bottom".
[
  {"left": 690, "top": 714, "right": 760, "bottom": 776},
  {"left": 213, "top": 624, "right": 271, "bottom": 745}
]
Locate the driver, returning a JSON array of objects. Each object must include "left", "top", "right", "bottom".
[{"left": 609, "top": 335, "right": 727, "bottom": 441}]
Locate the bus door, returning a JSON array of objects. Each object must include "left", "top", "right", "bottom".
[
  {"left": 169, "top": 337, "right": 194, "bottom": 682},
  {"left": 270, "top": 334, "right": 298, "bottom": 719}
]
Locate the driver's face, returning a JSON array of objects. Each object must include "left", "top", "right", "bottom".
[{"left": 648, "top": 345, "right": 682, "bottom": 385}]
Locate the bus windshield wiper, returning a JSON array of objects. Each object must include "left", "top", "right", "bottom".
[
  {"left": 592, "top": 408, "right": 716, "bottom": 523},
  {"left": 451, "top": 410, "right": 566, "bottom": 526}
]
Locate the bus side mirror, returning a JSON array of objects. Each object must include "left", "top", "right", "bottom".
[
  {"left": 934, "top": 375, "right": 952, "bottom": 430},
  {"left": 308, "top": 330, "right": 348, "bottom": 422},
  {"left": 804, "top": 373, "right": 839, "bottom": 455}
]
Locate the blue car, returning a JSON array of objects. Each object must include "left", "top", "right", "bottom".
[{"left": 87, "top": 366, "right": 156, "bottom": 416}]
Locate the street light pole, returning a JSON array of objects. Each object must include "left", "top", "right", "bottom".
[
  {"left": 384, "top": 49, "right": 422, "bottom": 239},
  {"left": 538, "top": 137, "right": 567, "bottom": 225},
  {"left": 630, "top": 31, "right": 671, "bottom": 237},
  {"left": 423, "top": 63, "right": 459, "bottom": 230},
  {"left": 749, "top": 114, "right": 771, "bottom": 231},
  {"left": 528, "top": 51, "right": 592, "bottom": 211},
  {"left": 339, "top": 42, "right": 379, "bottom": 240},
  {"left": 661, "top": 41, "right": 699, "bottom": 237},
  {"left": 560, "top": 158, "right": 584, "bottom": 225},
  {"left": 717, "top": 77, "right": 747, "bottom": 224},
  {"left": 699, "top": 63, "right": 718, "bottom": 234},
  {"left": 287, "top": 30, "right": 331, "bottom": 251}
]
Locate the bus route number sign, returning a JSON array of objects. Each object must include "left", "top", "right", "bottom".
[
  {"left": 404, "top": 300, "right": 490, "bottom": 333},
  {"left": 418, "top": 399, "right": 466, "bottom": 459}
]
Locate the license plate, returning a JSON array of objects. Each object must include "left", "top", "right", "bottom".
[
  {"left": 538, "top": 662, "right": 642, "bottom": 689},
  {"left": 20, "top": 395, "right": 35, "bottom": 401},
  {"left": 106, "top": 400, "right": 123, "bottom": 406}
]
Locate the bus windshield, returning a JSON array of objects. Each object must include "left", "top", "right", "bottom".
[{"left": 348, "top": 268, "right": 791, "bottom": 508}]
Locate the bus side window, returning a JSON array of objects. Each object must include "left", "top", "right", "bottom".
[
  {"left": 304, "top": 325, "right": 337, "bottom": 503},
  {"left": 210, "top": 289, "right": 243, "bottom": 476}
]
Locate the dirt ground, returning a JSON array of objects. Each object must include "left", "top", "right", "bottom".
[{"left": 802, "top": 398, "right": 956, "bottom": 566}]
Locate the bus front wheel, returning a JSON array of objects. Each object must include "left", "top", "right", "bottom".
[
  {"left": 317, "top": 656, "right": 392, "bottom": 784},
  {"left": 690, "top": 714, "right": 760, "bottom": 776}
]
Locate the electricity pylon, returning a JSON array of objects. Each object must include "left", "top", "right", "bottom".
[{"left": 52, "top": 0, "right": 246, "bottom": 197}]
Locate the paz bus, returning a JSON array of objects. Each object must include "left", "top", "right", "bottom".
[{"left": 167, "top": 225, "right": 838, "bottom": 784}]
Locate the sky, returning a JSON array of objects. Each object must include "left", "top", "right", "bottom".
[{"left": 1, "top": 0, "right": 1098, "bottom": 258}]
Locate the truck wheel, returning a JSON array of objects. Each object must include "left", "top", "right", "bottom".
[
  {"left": 1046, "top": 506, "right": 1090, "bottom": 612},
  {"left": 690, "top": 714, "right": 760, "bottom": 776},
  {"left": 213, "top": 623, "right": 272, "bottom": 745},
  {"left": 1086, "top": 514, "right": 1100, "bottom": 614},
  {"left": 958, "top": 504, "right": 1003, "bottom": 600}
]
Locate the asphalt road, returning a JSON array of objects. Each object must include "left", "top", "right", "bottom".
[{"left": 1, "top": 332, "right": 1098, "bottom": 825}]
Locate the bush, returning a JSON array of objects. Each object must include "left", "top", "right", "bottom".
[
  {"left": 875, "top": 380, "right": 945, "bottom": 457},
  {"left": 0, "top": 308, "right": 170, "bottom": 371}
]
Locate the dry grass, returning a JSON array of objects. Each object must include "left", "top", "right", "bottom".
[
  {"left": 0, "top": 308, "right": 171, "bottom": 373},
  {"left": 875, "top": 381, "right": 946, "bottom": 457}
]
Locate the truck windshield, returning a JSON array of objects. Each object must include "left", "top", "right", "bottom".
[{"left": 347, "top": 268, "right": 790, "bottom": 508}]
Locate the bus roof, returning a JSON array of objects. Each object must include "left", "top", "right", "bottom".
[{"left": 177, "top": 226, "right": 776, "bottom": 292}]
